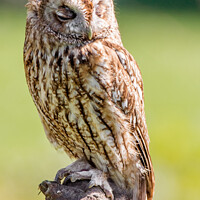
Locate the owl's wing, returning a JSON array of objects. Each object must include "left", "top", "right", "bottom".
[
  {"left": 112, "top": 44, "right": 155, "bottom": 200},
  {"left": 82, "top": 40, "right": 155, "bottom": 199}
]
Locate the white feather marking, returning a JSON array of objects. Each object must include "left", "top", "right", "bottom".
[
  {"left": 137, "top": 85, "right": 143, "bottom": 100},
  {"left": 122, "top": 99, "right": 128, "bottom": 109}
]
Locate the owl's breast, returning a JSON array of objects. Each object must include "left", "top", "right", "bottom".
[{"left": 26, "top": 46, "right": 122, "bottom": 168}]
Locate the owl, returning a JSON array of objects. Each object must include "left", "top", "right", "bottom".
[{"left": 24, "top": 0, "right": 155, "bottom": 199}]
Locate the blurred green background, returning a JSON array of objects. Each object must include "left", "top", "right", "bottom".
[{"left": 0, "top": 0, "right": 200, "bottom": 200}]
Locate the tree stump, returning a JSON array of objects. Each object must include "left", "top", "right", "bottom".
[{"left": 39, "top": 179, "right": 132, "bottom": 200}]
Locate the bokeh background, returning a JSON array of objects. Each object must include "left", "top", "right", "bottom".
[{"left": 0, "top": 0, "right": 200, "bottom": 200}]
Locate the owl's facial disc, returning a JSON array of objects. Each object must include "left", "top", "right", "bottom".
[
  {"left": 55, "top": 5, "right": 92, "bottom": 40},
  {"left": 26, "top": 0, "right": 117, "bottom": 44},
  {"left": 55, "top": 6, "right": 77, "bottom": 22},
  {"left": 37, "top": 0, "right": 93, "bottom": 43}
]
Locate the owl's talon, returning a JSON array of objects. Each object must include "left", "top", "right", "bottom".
[
  {"left": 54, "top": 168, "right": 70, "bottom": 183},
  {"left": 54, "top": 158, "right": 93, "bottom": 183},
  {"left": 62, "top": 175, "right": 71, "bottom": 185}
]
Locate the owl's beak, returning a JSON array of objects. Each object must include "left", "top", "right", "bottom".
[{"left": 87, "top": 26, "right": 93, "bottom": 40}]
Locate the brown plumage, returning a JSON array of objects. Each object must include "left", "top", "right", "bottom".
[{"left": 24, "top": 0, "right": 155, "bottom": 199}]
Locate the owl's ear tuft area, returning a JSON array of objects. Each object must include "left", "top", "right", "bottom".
[
  {"left": 25, "top": 0, "right": 41, "bottom": 12},
  {"left": 96, "top": 0, "right": 114, "bottom": 8},
  {"left": 95, "top": 0, "right": 114, "bottom": 18},
  {"left": 25, "top": 0, "right": 42, "bottom": 22}
]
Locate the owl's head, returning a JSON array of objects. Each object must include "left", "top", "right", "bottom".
[{"left": 26, "top": 0, "right": 119, "bottom": 45}]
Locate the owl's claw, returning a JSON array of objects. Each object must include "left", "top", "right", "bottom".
[
  {"left": 54, "top": 159, "right": 114, "bottom": 200},
  {"left": 55, "top": 167, "right": 70, "bottom": 184},
  {"left": 54, "top": 158, "right": 92, "bottom": 183}
]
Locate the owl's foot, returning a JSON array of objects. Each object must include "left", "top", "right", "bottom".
[
  {"left": 65, "top": 169, "right": 114, "bottom": 200},
  {"left": 55, "top": 158, "right": 92, "bottom": 182},
  {"left": 54, "top": 158, "right": 114, "bottom": 200}
]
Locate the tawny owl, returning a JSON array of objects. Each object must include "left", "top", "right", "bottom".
[{"left": 23, "top": 0, "right": 155, "bottom": 199}]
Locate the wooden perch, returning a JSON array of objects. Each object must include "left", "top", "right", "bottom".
[{"left": 39, "top": 179, "right": 132, "bottom": 200}]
